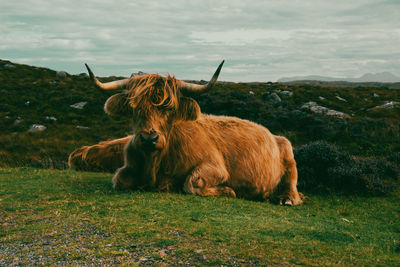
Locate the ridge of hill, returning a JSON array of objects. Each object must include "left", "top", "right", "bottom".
[{"left": 278, "top": 72, "right": 400, "bottom": 83}]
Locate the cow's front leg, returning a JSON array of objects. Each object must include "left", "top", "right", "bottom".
[
  {"left": 112, "top": 136, "right": 145, "bottom": 190},
  {"left": 183, "top": 163, "right": 236, "bottom": 198},
  {"left": 112, "top": 166, "right": 137, "bottom": 190}
]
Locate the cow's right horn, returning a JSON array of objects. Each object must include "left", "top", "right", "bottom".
[
  {"left": 85, "top": 64, "right": 130, "bottom": 90},
  {"left": 180, "top": 60, "right": 224, "bottom": 93}
]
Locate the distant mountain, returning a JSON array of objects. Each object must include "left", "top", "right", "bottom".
[{"left": 278, "top": 72, "right": 400, "bottom": 83}]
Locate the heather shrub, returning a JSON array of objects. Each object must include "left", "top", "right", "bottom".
[
  {"left": 387, "top": 152, "right": 400, "bottom": 165},
  {"left": 294, "top": 142, "right": 399, "bottom": 196}
]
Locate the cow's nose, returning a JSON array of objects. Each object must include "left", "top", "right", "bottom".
[{"left": 140, "top": 132, "right": 159, "bottom": 145}]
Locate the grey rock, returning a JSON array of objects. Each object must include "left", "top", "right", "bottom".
[
  {"left": 76, "top": 125, "right": 90, "bottom": 129},
  {"left": 249, "top": 90, "right": 255, "bottom": 95},
  {"left": 13, "top": 117, "right": 23, "bottom": 125},
  {"left": 335, "top": 96, "right": 347, "bottom": 102},
  {"left": 319, "top": 96, "right": 326, "bottom": 100},
  {"left": 70, "top": 102, "right": 87, "bottom": 109},
  {"left": 264, "top": 93, "right": 281, "bottom": 104},
  {"left": 56, "top": 71, "right": 68, "bottom": 78},
  {"left": 279, "top": 90, "right": 293, "bottom": 97},
  {"left": 25, "top": 101, "right": 30, "bottom": 106},
  {"left": 301, "top": 101, "right": 350, "bottom": 118},
  {"left": 28, "top": 124, "right": 46, "bottom": 132},
  {"left": 371, "top": 101, "right": 400, "bottom": 109},
  {"left": 44, "top": 116, "right": 57, "bottom": 122},
  {"left": 373, "top": 93, "right": 379, "bottom": 98},
  {"left": 131, "top": 71, "right": 146, "bottom": 77},
  {"left": 4, "top": 63, "right": 16, "bottom": 69}
]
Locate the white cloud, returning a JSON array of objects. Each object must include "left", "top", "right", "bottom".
[{"left": 0, "top": 0, "right": 399, "bottom": 81}]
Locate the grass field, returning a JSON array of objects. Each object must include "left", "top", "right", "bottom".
[{"left": 1, "top": 168, "right": 399, "bottom": 266}]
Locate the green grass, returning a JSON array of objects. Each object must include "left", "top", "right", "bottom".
[{"left": 1, "top": 168, "right": 399, "bottom": 265}]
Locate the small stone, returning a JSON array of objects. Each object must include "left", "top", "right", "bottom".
[
  {"left": 70, "top": 102, "right": 87, "bottom": 109},
  {"left": 45, "top": 116, "right": 57, "bottom": 122},
  {"left": 319, "top": 96, "right": 326, "bottom": 100},
  {"left": 158, "top": 249, "right": 168, "bottom": 257},
  {"left": 373, "top": 93, "right": 379, "bottom": 97},
  {"left": 13, "top": 117, "right": 23, "bottom": 125},
  {"left": 28, "top": 124, "right": 46, "bottom": 132},
  {"left": 335, "top": 96, "right": 347, "bottom": 102},
  {"left": 25, "top": 101, "right": 30, "bottom": 106},
  {"left": 249, "top": 90, "right": 255, "bottom": 95},
  {"left": 76, "top": 125, "right": 90, "bottom": 129},
  {"left": 195, "top": 249, "right": 203, "bottom": 253},
  {"left": 341, "top": 218, "right": 353, "bottom": 223}
]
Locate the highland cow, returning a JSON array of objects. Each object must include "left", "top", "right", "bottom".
[{"left": 69, "top": 61, "right": 303, "bottom": 205}]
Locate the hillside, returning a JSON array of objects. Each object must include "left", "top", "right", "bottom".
[{"left": 1, "top": 59, "right": 400, "bottom": 169}]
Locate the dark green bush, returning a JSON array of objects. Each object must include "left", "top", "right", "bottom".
[{"left": 294, "top": 142, "right": 399, "bottom": 196}]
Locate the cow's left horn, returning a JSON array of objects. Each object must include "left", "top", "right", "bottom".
[
  {"left": 180, "top": 60, "right": 224, "bottom": 93},
  {"left": 85, "top": 64, "right": 131, "bottom": 90}
]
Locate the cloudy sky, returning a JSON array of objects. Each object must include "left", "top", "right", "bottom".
[{"left": 1, "top": 0, "right": 399, "bottom": 82}]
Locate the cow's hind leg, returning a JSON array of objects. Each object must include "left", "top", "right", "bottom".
[
  {"left": 183, "top": 163, "right": 236, "bottom": 198},
  {"left": 277, "top": 161, "right": 303, "bottom": 206},
  {"left": 274, "top": 137, "right": 303, "bottom": 206}
]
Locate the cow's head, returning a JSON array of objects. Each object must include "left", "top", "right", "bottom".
[{"left": 85, "top": 61, "right": 224, "bottom": 152}]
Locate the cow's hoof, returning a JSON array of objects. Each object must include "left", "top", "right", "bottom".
[
  {"left": 222, "top": 186, "right": 236, "bottom": 198},
  {"left": 279, "top": 198, "right": 293, "bottom": 206}
]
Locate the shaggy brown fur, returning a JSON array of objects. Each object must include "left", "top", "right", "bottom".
[{"left": 69, "top": 74, "right": 303, "bottom": 205}]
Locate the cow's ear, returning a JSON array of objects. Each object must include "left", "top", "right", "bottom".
[
  {"left": 177, "top": 97, "right": 201, "bottom": 121},
  {"left": 104, "top": 93, "right": 131, "bottom": 116}
]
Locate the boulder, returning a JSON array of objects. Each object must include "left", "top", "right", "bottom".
[{"left": 56, "top": 71, "right": 68, "bottom": 79}]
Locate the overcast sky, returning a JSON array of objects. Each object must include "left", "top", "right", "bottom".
[{"left": 1, "top": 0, "right": 399, "bottom": 82}]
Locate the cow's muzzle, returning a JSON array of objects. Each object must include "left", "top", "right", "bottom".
[{"left": 139, "top": 131, "right": 160, "bottom": 150}]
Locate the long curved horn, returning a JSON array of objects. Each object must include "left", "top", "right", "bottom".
[
  {"left": 85, "top": 64, "right": 130, "bottom": 90},
  {"left": 180, "top": 60, "right": 224, "bottom": 93}
]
